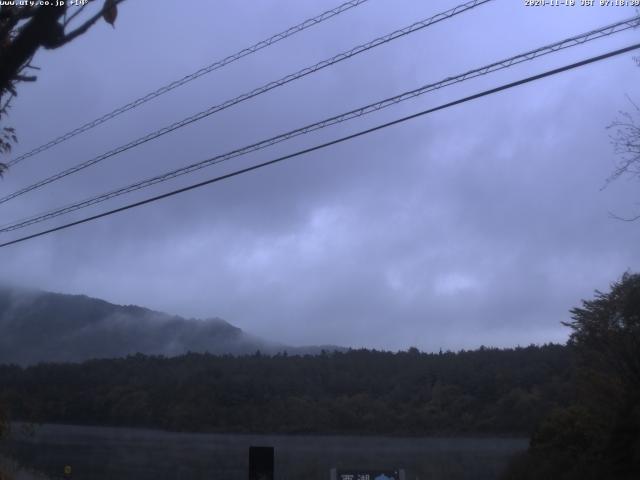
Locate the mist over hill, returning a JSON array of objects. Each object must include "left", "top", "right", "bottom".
[{"left": 0, "top": 286, "right": 338, "bottom": 364}]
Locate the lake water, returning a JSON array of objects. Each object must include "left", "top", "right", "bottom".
[{"left": 2, "top": 423, "right": 527, "bottom": 480}]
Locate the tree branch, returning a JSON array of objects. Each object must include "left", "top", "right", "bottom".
[
  {"left": 608, "top": 210, "right": 640, "bottom": 222},
  {"left": 0, "top": 5, "right": 66, "bottom": 90},
  {"left": 53, "top": 0, "right": 126, "bottom": 48},
  {"left": 63, "top": 3, "right": 89, "bottom": 28}
]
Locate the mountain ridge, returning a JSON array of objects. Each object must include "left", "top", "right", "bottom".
[{"left": 0, "top": 285, "right": 343, "bottom": 365}]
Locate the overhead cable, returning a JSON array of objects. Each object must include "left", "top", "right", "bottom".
[
  {"left": 0, "top": 0, "right": 493, "bottom": 203},
  {"left": 1, "top": 42, "right": 638, "bottom": 248},
  {"left": 6, "top": 0, "right": 374, "bottom": 167},
  {"left": 1, "top": 15, "right": 637, "bottom": 233}
]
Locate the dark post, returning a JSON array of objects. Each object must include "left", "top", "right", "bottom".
[{"left": 248, "top": 446, "right": 274, "bottom": 480}]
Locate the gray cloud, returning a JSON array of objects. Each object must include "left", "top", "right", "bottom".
[{"left": 0, "top": 0, "right": 639, "bottom": 352}]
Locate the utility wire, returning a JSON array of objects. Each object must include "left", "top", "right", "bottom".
[
  {"left": 0, "top": 0, "right": 493, "bottom": 204},
  {"left": 6, "top": 0, "right": 373, "bottom": 168},
  {"left": 1, "top": 15, "right": 637, "bottom": 233},
  {"left": 1, "top": 42, "right": 638, "bottom": 249}
]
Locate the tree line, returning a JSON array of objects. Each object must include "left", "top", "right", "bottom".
[{"left": 0, "top": 344, "right": 572, "bottom": 436}]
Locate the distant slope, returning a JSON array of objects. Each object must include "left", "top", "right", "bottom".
[{"left": 0, "top": 286, "right": 336, "bottom": 364}]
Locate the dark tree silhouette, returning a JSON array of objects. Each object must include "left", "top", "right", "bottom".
[
  {"left": 565, "top": 272, "right": 640, "bottom": 476},
  {"left": 0, "top": 0, "right": 125, "bottom": 175},
  {"left": 504, "top": 272, "right": 640, "bottom": 480}
]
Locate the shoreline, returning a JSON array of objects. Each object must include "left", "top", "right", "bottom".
[{"left": 8, "top": 421, "right": 531, "bottom": 441}]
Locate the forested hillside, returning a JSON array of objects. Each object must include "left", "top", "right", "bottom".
[
  {"left": 0, "top": 344, "right": 572, "bottom": 435},
  {"left": 0, "top": 286, "right": 340, "bottom": 364}
]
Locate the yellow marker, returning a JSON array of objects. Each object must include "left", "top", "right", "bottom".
[{"left": 64, "top": 465, "right": 72, "bottom": 476}]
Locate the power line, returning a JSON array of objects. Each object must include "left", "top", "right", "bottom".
[
  {"left": 0, "top": 0, "right": 493, "bottom": 205},
  {"left": 6, "top": 0, "right": 373, "bottom": 168},
  {"left": 1, "top": 15, "right": 637, "bottom": 234},
  {"left": 1, "top": 42, "right": 638, "bottom": 249}
]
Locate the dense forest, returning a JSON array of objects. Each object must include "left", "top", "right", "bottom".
[{"left": 0, "top": 344, "right": 572, "bottom": 436}]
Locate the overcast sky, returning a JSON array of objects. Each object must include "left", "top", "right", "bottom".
[{"left": 0, "top": 0, "right": 639, "bottom": 351}]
